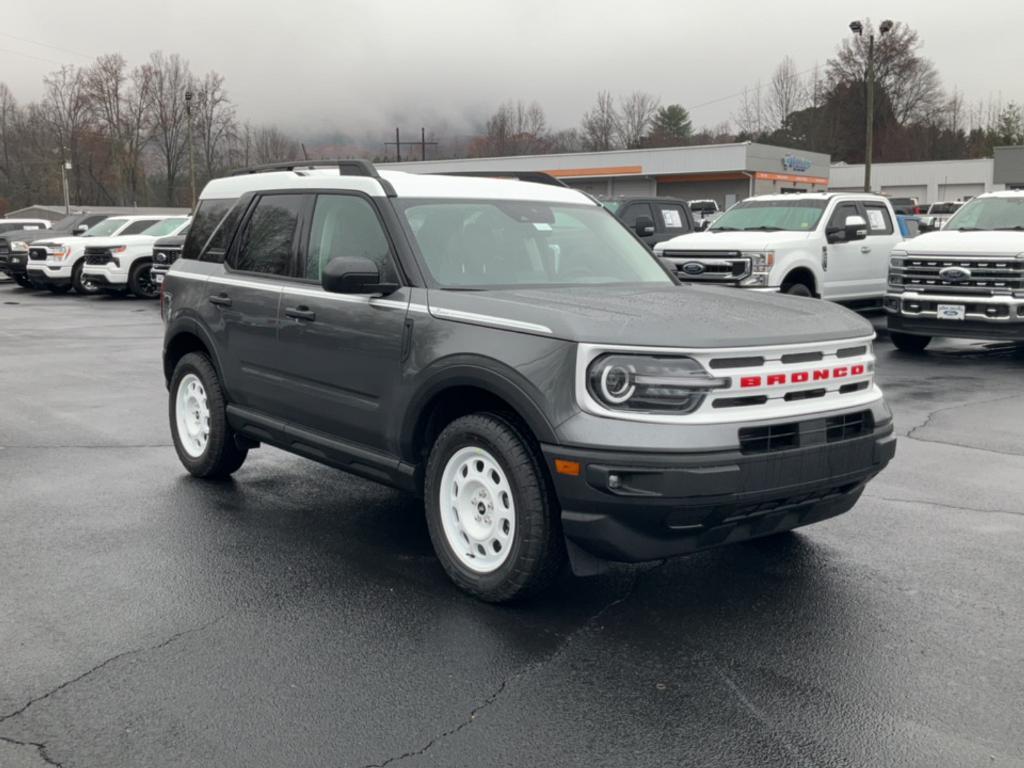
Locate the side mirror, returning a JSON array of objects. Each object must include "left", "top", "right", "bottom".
[
  {"left": 321, "top": 256, "right": 398, "bottom": 295},
  {"left": 73, "top": 224, "right": 89, "bottom": 235},
  {"left": 697, "top": 219, "right": 711, "bottom": 232},
  {"left": 634, "top": 215, "right": 656, "bottom": 237},
  {"left": 844, "top": 214, "right": 869, "bottom": 241}
]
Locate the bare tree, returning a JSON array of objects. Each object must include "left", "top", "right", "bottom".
[
  {"left": 616, "top": 91, "right": 660, "bottom": 148},
  {"left": 733, "top": 82, "right": 765, "bottom": 137},
  {"left": 474, "top": 100, "right": 550, "bottom": 156},
  {"left": 766, "top": 56, "right": 806, "bottom": 130},
  {"left": 146, "top": 52, "right": 191, "bottom": 205},
  {"left": 192, "top": 71, "right": 237, "bottom": 179},
  {"left": 580, "top": 91, "right": 620, "bottom": 151},
  {"left": 41, "top": 66, "right": 92, "bottom": 202},
  {"left": 251, "top": 125, "right": 299, "bottom": 165}
]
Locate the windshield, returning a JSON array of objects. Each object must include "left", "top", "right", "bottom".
[
  {"left": 141, "top": 218, "right": 189, "bottom": 237},
  {"left": 710, "top": 199, "right": 826, "bottom": 232},
  {"left": 928, "top": 203, "right": 961, "bottom": 214},
  {"left": 602, "top": 201, "right": 622, "bottom": 213},
  {"left": 690, "top": 202, "right": 717, "bottom": 213},
  {"left": 398, "top": 199, "right": 672, "bottom": 289},
  {"left": 84, "top": 218, "right": 129, "bottom": 237},
  {"left": 944, "top": 197, "right": 1024, "bottom": 231}
]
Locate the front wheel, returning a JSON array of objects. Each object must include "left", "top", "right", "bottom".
[
  {"left": 890, "top": 331, "right": 931, "bottom": 353},
  {"left": 424, "top": 413, "right": 565, "bottom": 602},
  {"left": 72, "top": 261, "right": 99, "bottom": 295},
  {"left": 13, "top": 274, "right": 31, "bottom": 288},
  {"left": 169, "top": 352, "right": 248, "bottom": 478},
  {"left": 782, "top": 282, "right": 814, "bottom": 298},
  {"left": 129, "top": 261, "right": 159, "bottom": 299}
]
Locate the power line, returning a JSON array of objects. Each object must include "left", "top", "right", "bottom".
[
  {"left": 0, "top": 32, "right": 94, "bottom": 60},
  {"left": 0, "top": 47, "right": 68, "bottom": 67},
  {"left": 687, "top": 63, "right": 826, "bottom": 114}
]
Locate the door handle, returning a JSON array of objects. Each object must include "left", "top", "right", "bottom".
[
  {"left": 860, "top": 246, "right": 872, "bottom": 254},
  {"left": 208, "top": 293, "right": 232, "bottom": 307},
  {"left": 285, "top": 305, "right": 316, "bottom": 322}
]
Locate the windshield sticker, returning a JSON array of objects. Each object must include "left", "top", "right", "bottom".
[
  {"left": 866, "top": 209, "right": 887, "bottom": 230},
  {"left": 661, "top": 209, "right": 683, "bottom": 229}
]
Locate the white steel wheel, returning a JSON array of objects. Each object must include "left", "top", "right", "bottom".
[
  {"left": 175, "top": 373, "right": 211, "bottom": 458},
  {"left": 439, "top": 446, "right": 517, "bottom": 573}
]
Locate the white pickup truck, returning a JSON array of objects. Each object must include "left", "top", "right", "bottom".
[
  {"left": 81, "top": 216, "right": 190, "bottom": 298},
  {"left": 885, "top": 190, "right": 1024, "bottom": 351},
  {"left": 655, "top": 193, "right": 903, "bottom": 306}
]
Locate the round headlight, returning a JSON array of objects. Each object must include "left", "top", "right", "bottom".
[
  {"left": 586, "top": 354, "right": 729, "bottom": 414},
  {"left": 600, "top": 363, "right": 635, "bottom": 403}
]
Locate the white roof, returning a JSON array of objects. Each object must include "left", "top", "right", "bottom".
[
  {"left": 200, "top": 168, "right": 596, "bottom": 206},
  {"left": 746, "top": 192, "right": 891, "bottom": 203},
  {"left": 974, "top": 189, "right": 1024, "bottom": 199}
]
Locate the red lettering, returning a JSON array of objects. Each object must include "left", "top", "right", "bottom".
[
  {"left": 834, "top": 366, "right": 849, "bottom": 378},
  {"left": 740, "top": 376, "right": 762, "bottom": 388},
  {"left": 812, "top": 369, "right": 830, "bottom": 381},
  {"left": 767, "top": 374, "right": 786, "bottom": 386},
  {"left": 851, "top": 364, "right": 865, "bottom": 376},
  {"left": 791, "top": 371, "right": 809, "bottom": 383}
]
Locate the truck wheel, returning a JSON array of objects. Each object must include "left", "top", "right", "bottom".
[
  {"left": 129, "top": 261, "right": 159, "bottom": 299},
  {"left": 783, "top": 282, "right": 813, "bottom": 298},
  {"left": 169, "top": 352, "right": 248, "bottom": 478},
  {"left": 425, "top": 413, "right": 565, "bottom": 602},
  {"left": 890, "top": 331, "right": 931, "bottom": 353},
  {"left": 13, "top": 275, "right": 31, "bottom": 288},
  {"left": 72, "top": 262, "right": 99, "bottom": 295}
]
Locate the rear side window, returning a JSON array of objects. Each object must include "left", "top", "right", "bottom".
[
  {"left": 230, "top": 194, "right": 304, "bottom": 276},
  {"left": 863, "top": 203, "right": 894, "bottom": 234},
  {"left": 122, "top": 219, "right": 161, "bottom": 235},
  {"left": 305, "top": 194, "right": 395, "bottom": 282},
  {"left": 182, "top": 198, "right": 239, "bottom": 262}
]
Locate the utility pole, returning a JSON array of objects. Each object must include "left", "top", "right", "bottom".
[
  {"left": 384, "top": 127, "right": 438, "bottom": 163},
  {"left": 849, "top": 19, "right": 893, "bottom": 193},
  {"left": 60, "top": 151, "right": 72, "bottom": 215},
  {"left": 185, "top": 89, "right": 197, "bottom": 209}
]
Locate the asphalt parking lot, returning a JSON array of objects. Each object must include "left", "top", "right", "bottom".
[{"left": 1, "top": 286, "right": 1022, "bottom": 768}]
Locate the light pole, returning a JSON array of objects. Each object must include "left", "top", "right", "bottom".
[
  {"left": 849, "top": 19, "right": 893, "bottom": 192},
  {"left": 60, "top": 154, "right": 72, "bottom": 215},
  {"left": 185, "top": 89, "right": 197, "bottom": 209}
]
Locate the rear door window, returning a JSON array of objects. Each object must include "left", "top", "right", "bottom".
[{"left": 230, "top": 194, "right": 305, "bottom": 276}]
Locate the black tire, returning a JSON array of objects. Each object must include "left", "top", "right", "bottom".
[
  {"left": 128, "top": 260, "right": 159, "bottom": 299},
  {"left": 782, "top": 282, "right": 814, "bottom": 298},
  {"left": 72, "top": 261, "right": 99, "bottom": 295},
  {"left": 168, "top": 352, "right": 248, "bottom": 478},
  {"left": 47, "top": 283, "right": 72, "bottom": 295},
  {"left": 424, "top": 413, "right": 565, "bottom": 603},
  {"left": 890, "top": 331, "right": 931, "bottom": 353},
  {"left": 13, "top": 274, "right": 31, "bottom": 288}
]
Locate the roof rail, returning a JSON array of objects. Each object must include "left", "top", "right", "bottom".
[
  {"left": 227, "top": 159, "right": 396, "bottom": 196},
  {"left": 436, "top": 171, "right": 568, "bottom": 188}
]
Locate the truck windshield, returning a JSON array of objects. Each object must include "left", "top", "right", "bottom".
[
  {"left": 710, "top": 199, "right": 827, "bottom": 232},
  {"left": 398, "top": 199, "right": 672, "bottom": 289},
  {"left": 141, "top": 218, "right": 189, "bottom": 237},
  {"left": 944, "top": 197, "right": 1024, "bottom": 231},
  {"left": 928, "top": 203, "right": 960, "bottom": 214},
  {"left": 83, "top": 218, "right": 129, "bottom": 237}
]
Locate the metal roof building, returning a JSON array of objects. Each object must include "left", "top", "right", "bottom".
[
  {"left": 3, "top": 204, "right": 191, "bottom": 223},
  {"left": 379, "top": 142, "right": 831, "bottom": 209},
  {"left": 829, "top": 158, "right": 1001, "bottom": 202}
]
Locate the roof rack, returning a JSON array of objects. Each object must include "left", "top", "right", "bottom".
[
  {"left": 436, "top": 171, "right": 568, "bottom": 188},
  {"left": 228, "top": 159, "right": 396, "bottom": 196}
]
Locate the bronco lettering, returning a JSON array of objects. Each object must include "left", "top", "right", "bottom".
[{"left": 740, "top": 364, "right": 867, "bottom": 388}]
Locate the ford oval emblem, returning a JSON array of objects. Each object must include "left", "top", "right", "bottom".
[
  {"left": 681, "top": 262, "right": 706, "bottom": 276},
  {"left": 939, "top": 266, "right": 972, "bottom": 282}
]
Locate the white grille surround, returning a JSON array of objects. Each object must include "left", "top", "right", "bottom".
[{"left": 574, "top": 335, "right": 879, "bottom": 425}]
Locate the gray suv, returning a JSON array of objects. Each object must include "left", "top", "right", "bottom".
[{"left": 162, "top": 160, "right": 895, "bottom": 602}]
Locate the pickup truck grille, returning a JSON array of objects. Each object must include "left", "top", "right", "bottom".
[
  {"left": 659, "top": 250, "right": 750, "bottom": 282},
  {"left": 890, "top": 254, "right": 1024, "bottom": 295},
  {"left": 28, "top": 247, "right": 48, "bottom": 261},
  {"left": 739, "top": 411, "right": 873, "bottom": 455},
  {"left": 84, "top": 247, "right": 114, "bottom": 265},
  {"left": 0, "top": 242, "right": 9, "bottom": 256},
  {"left": 153, "top": 247, "right": 181, "bottom": 265}
]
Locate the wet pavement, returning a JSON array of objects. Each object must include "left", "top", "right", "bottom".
[{"left": 1, "top": 287, "right": 1022, "bottom": 767}]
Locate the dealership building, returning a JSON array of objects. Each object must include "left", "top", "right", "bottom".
[
  {"left": 829, "top": 157, "right": 1003, "bottom": 201},
  {"left": 380, "top": 142, "right": 830, "bottom": 209}
]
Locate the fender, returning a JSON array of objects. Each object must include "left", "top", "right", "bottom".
[
  {"left": 398, "top": 355, "right": 559, "bottom": 461},
  {"left": 774, "top": 253, "right": 823, "bottom": 289},
  {"left": 163, "top": 314, "right": 227, "bottom": 388}
]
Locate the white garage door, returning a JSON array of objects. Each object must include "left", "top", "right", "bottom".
[
  {"left": 938, "top": 183, "right": 984, "bottom": 201},
  {"left": 881, "top": 185, "right": 927, "bottom": 201}
]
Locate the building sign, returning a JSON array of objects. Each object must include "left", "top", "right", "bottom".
[
  {"left": 755, "top": 171, "right": 829, "bottom": 185},
  {"left": 782, "top": 154, "right": 813, "bottom": 173}
]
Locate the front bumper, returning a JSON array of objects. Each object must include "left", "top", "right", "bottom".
[
  {"left": 885, "top": 291, "right": 1024, "bottom": 340},
  {"left": 26, "top": 264, "right": 71, "bottom": 287},
  {"left": 0, "top": 252, "right": 29, "bottom": 277},
  {"left": 82, "top": 266, "right": 128, "bottom": 289},
  {"left": 543, "top": 418, "right": 895, "bottom": 563}
]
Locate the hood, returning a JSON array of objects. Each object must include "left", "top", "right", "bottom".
[
  {"left": 0, "top": 228, "right": 65, "bottom": 246},
  {"left": 82, "top": 234, "right": 162, "bottom": 248},
  {"left": 655, "top": 229, "right": 815, "bottom": 253},
  {"left": 154, "top": 235, "right": 186, "bottom": 247},
  {"left": 897, "top": 230, "right": 1024, "bottom": 256},
  {"left": 429, "top": 284, "right": 872, "bottom": 347}
]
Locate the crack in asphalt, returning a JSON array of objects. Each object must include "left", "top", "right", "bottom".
[
  {"left": 865, "top": 494, "right": 1024, "bottom": 519},
  {"left": 356, "top": 567, "right": 652, "bottom": 768},
  {"left": 0, "top": 734, "right": 63, "bottom": 767},
  {"left": 904, "top": 392, "right": 1022, "bottom": 441},
  {"left": 0, "top": 618, "right": 223, "bottom": 729},
  {"left": 902, "top": 433, "right": 1024, "bottom": 459}
]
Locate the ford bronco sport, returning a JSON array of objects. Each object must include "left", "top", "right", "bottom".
[{"left": 162, "top": 160, "right": 895, "bottom": 602}]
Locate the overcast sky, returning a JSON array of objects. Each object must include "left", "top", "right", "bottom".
[{"left": 2, "top": 0, "right": 1022, "bottom": 141}]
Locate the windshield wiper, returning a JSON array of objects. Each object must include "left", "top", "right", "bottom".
[
  {"left": 993, "top": 225, "right": 1024, "bottom": 231},
  {"left": 955, "top": 227, "right": 985, "bottom": 232},
  {"left": 741, "top": 226, "right": 784, "bottom": 231},
  {"left": 709, "top": 226, "right": 739, "bottom": 232}
]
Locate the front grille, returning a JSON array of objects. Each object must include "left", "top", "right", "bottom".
[
  {"left": 153, "top": 247, "right": 181, "bottom": 265},
  {"left": 28, "top": 247, "right": 47, "bottom": 261},
  {"left": 739, "top": 411, "right": 874, "bottom": 455},
  {"left": 890, "top": 255, "right": 1024, "bottom": 295},
  {"left": 0, "top": 242, "right": 9, "bottom": 256},
  {"left": 660, "top": 250, "right": 750, "bottom": 282},
  {"left": 84, "top": 247, "right": 113, "bottom": 265}
]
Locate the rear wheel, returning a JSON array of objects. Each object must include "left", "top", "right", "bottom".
[
  {"left": 129, "top": 261, "right": 159, "bottom": 299},
  {"left": 72, "top": 261, "right": 99, "bottom": 295},
  {"left": 169, "top": 352, "right": 248, "bottom": 478},
  {"left": 425, "top": 413, "right": 565, "bottom": 602},
  {"left": 890, "top": 331, "right": 931, "bottom": 353}
]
